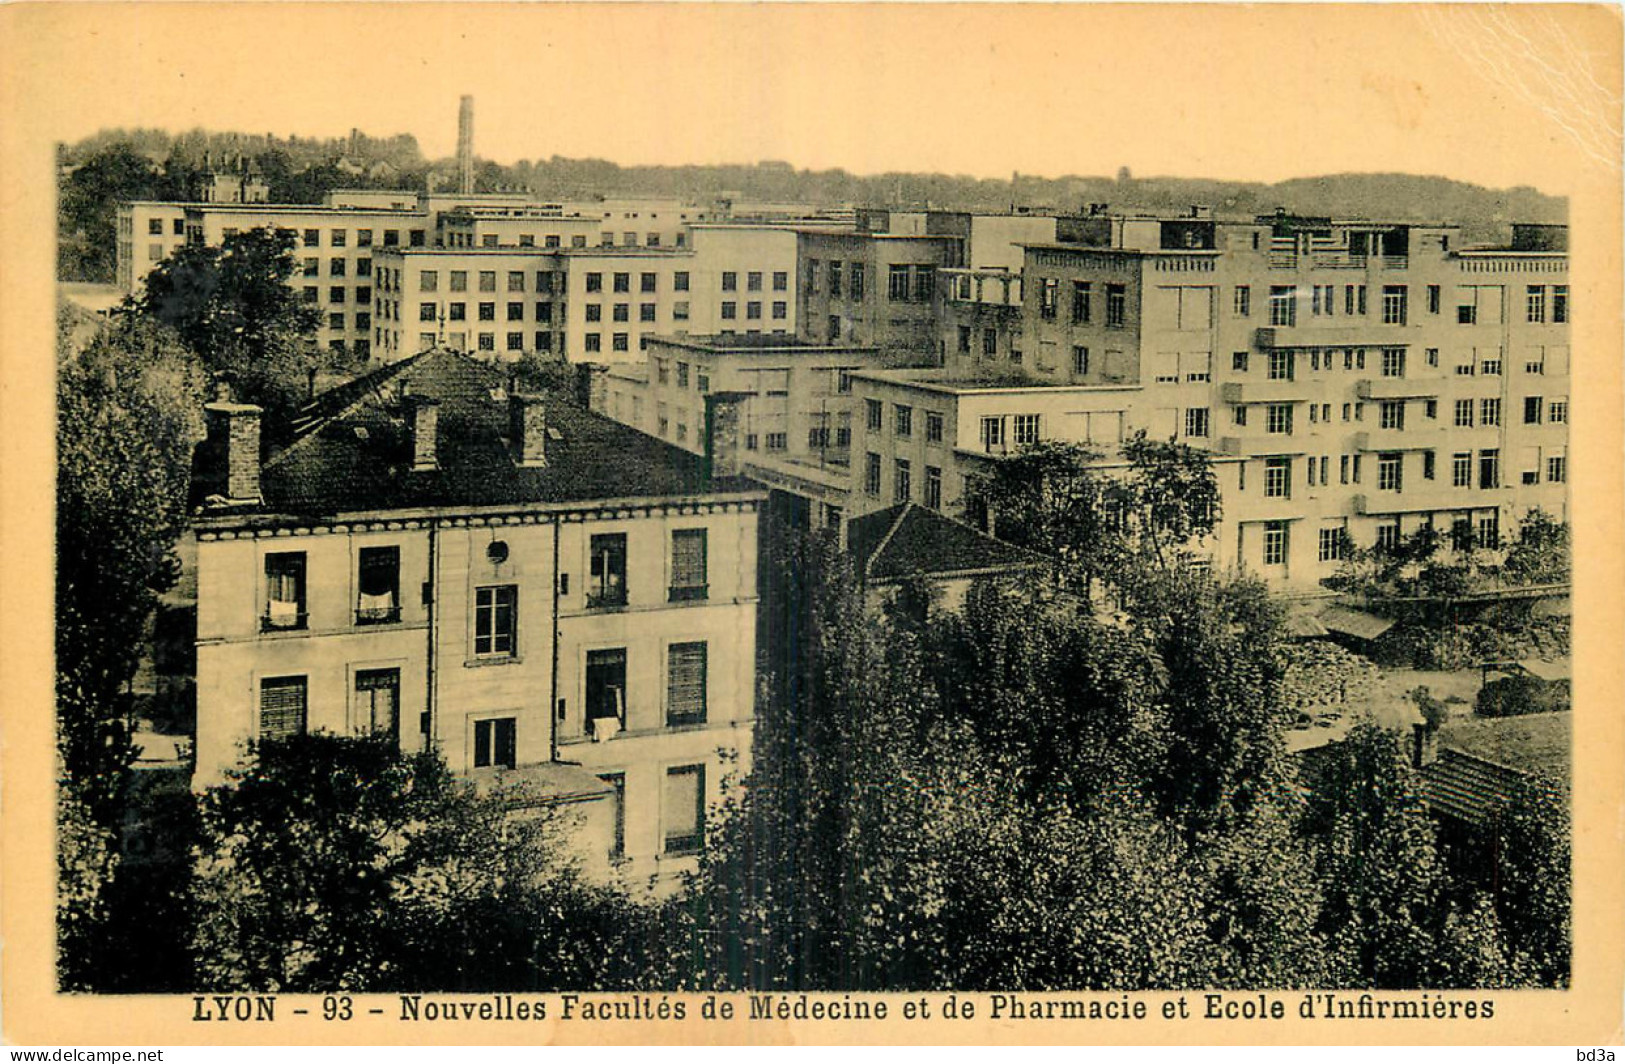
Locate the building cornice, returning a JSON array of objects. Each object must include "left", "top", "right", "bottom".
[{"left": 193, "top": 491, "right": 767, "bottom": 540}]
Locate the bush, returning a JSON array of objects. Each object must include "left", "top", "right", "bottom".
[{"left": 1475, "top": 674, "right": 1570, "bottom": 718}]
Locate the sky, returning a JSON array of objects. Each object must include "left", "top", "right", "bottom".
[{"left": 14, "top": 4, "right": 1624, "bottom": 195}]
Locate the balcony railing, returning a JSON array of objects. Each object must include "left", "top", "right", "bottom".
[
  {"left": 261, "top": 609, "right": 308, "bottom": 633},
  {"left": 586, "top": 588, "right": 628, "bottom": 610},
  {"left": 668, "top": 584, "right": 709, "bottom": 603},
  {"left": 355, "top": 605, "right": 403, "bottom": 625}
]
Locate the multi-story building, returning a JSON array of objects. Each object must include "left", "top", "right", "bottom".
[
  {"left": 795, "top": 226, "right": 962, "bottom": 358},
  {"left": 601, "top": 334, "right": 924, "bottom": 529},
  {"left": 189, "top": 349, "right": 765, "bottom": 887},
  {"left": 118, "top": 201, "right": 438, "bottom": 357},
  {"left": 845, "top": 367, "right": 1165, "bottom": 529},
  {"left": 371, "top": 246, "right": 567, "bottom": 362},
  {"left": 116, "top": 201, "right": 190, "bottom": 290},
  {"left": 920, "top": 211, "right": 1570, "bottom": 589},
  {"left": 371, "top": 224, "right": 801, "bottom": 365},
  {"left": 114, "top": 191, "right": 725, "bottom": 363}
]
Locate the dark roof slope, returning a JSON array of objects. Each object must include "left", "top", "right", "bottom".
[
  {"left": 243, "top": 350, "right": 742, "bottom": 518},
  {"left": 847, "top": 503, "right": 1046, "bottom": 583},
  {"left": 1421, "top": 712, "right": 1570, "bottom": 825}
]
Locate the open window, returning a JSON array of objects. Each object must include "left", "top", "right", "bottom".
[
  {"left": 263, "top": 553, "right": 307, "bottom": 631},
  {"left": 356, "top": 546, "right": 400, "bottom": 624},
  {"left": 586, "top": 648, "right": 627, "bottom": 740}
]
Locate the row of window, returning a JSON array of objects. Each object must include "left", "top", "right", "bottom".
[
  {"left": 1239, "top": 444, "right": 1565, "bottom": 498},
  {"left": 862, "top": 453, "right": 945, "bottom": 509},
  {"left": 418, "top": 300, "right": 555, "bottom": 323},
  {"left": 863, "top": 400, "right": 946, "bottom": 443},
  {"left": 1304, "top": 511, "right": 1511, "bottom": 566},
  {"left": 585, "top": 271, "right": 690, "bottom": 294},
  {"left": 304, "top": 286, "right": 371, "bottom": 306},
  {"left": 1239, "top": 282, "right": 1569, "bottom": 328},
  {"left": 446, "top": 230, "right": 679, "bottom": 251},
  {"left": 255, "top": 672, "right": 709, "bottom": 857},
  {"left": 654, "top": 359, "right": 711, "bottom": 393},
  {"left": 295, "top": 227, "right": 425, "bottom": 249},
  {"left": 978, "top": 414, "right": 1042, "bottom": 452},
  {"left": 420, "top": 268, "right": 553, "bottom": 294},
  {"left": 1037, "top": 280, "right": 1129, "bottom": 327},
  {"left": 260, "top": 531, "right": 708, "bottom": 639},
  {"left": 395, "top": 330, "right": 553, "bottom": 354}
]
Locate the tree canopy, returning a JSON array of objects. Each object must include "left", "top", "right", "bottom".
[{"left": 191, "top": 733, "right": 664, "bottom": 992}]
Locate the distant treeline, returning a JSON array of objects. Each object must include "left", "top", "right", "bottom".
[{"left": 59, "top": 127, "right": 1566, "bottom": 284}]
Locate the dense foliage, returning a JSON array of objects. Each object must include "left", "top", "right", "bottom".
[
  {"left": 57, "top": 313, "right": 207, "bottom": 821},
  {"left": 191, "top": 734, "right": 667, "bottom": 992}
]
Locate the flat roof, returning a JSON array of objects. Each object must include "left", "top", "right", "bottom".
[
  {"left": 849, "top": 367, "right": 1143, "bottom": 396},
  {"left": 793, "top": 226, "right": 959, "bottom": 240},
  {"left": 646, "top": 333, "right": 878, "bottom": 355}
]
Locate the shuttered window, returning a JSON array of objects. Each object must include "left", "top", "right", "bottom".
[
  {"left": 669, "top": 529, "right": 708, "bottom": 602},
  {"left": 667, "top": 642, "right": 708, "bottom": 727},
  {"left": 259, "top": 676, "right": 308, "bottom": 740},
  {"left": 664, "top": 764, "right": 705, "bottom": 854}
]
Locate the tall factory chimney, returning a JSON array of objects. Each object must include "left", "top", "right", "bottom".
[{"left": 457, "top": 95, "right": 475, "bottom": 195}]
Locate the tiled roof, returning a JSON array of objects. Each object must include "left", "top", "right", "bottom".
[
  {"left": 847, "top": 503, "right": 1046, "bottom": 584},
  {"left": 239, "top": 350, "right": 744, "bottom": 518},
  {"left": 1421, "top": 712, "right": 1571, "bottom": 825}
]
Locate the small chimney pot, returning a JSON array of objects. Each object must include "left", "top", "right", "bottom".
[
  {"left": 204, "top": 402, "right": 263, "bottom": 502},
  {"left": 509, "top": 392, "right": 548, "bottom": 467}
]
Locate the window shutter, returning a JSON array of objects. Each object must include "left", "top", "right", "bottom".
[
  {"left": 667, "top": 643, "right": 708, "bottom": 726},
  {"left": 260, "top": 678, "right": 307, "bottom": 739}
]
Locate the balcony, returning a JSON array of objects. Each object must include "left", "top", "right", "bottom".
[
  {"left": 1232, "top": 492, "right": 1308, "bottom": 523},
  {"left": 355, "top": 604, "right": 403, "bottom": 625},
  {"left": 1356, "top": 378, "right": 1442, "bottom": 400},
  {"left": 1217, "top": 434, "right": 1310, "bottom": 458},
  {"left": 1254, "top": 326, "right": 1410, "bottom": 350},
  {"left": 1352, "top": 424, "right": 1499, "bottom": 452},
  {"left": 1264, "top": 252, "right": 1407, "bottom": 271},
  {"left": 586, "top": 589, "right": 628, "bottom": 610},
  {"left": 1220, "top": 380, "right": 1317, "bottom": 404},
  {"left": 261, "top": 608, "right": 308, "bottom": 633},
  {"left": 1352, "top": 483, "right": 1499, "bottom": 516},
  {"left": 667, "top": 584, "right": 709, "bottom": 603}
]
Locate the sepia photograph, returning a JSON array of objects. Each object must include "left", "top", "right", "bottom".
[{"left": 3, "top": 1, "right": 1622, "bottom": 1048}]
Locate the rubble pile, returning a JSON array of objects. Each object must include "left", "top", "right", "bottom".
[{"left": 1279, "top": 641, "right": 1387, "bottom": 714}]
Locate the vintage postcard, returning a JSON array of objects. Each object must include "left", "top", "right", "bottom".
[{"left": 2, "top": 2, "right": 1621, "bottom": 1048}]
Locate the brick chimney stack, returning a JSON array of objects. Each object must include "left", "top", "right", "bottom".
[
  {"left": 406, "top": 395, "right": 440, "bottom": 471},
  {"left": 576, "top": 362, "right": 609, "bottom": 413},
  {"left": 509, "top": 392, "right": 548, "bottom": 467},
  {"left": 204, "top": 402, "right": 263, "bottom": 502},
  {"left": 704, "top": 391, "right": 751, "bottom": 481}
]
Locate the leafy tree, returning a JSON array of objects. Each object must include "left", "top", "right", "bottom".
[
  {"left": 973, "top": 440, "right": 1113, "bottom": 579},
  {"left": 1481, "top": 779, "right": 1570, "bottom": 986},
  {"left": 1139, "top": 572, "right": 1293, "bottom": 832},
  {"left": 924, "top": 581, "right": 1169, "bottom": 806},
  {"left": 134, "top": 226, "right": 321, "bottom": 436},
  {"left": 975, "top": 432, "right": 1219, "bottom": 594},
  {"left": 56, "top": 773, "right": 120, "bottom": 991},
  {"left": 1115, "top": 431, "right": 1222, "bottom": 571},
  {"left": 1501, "top": 509, "right": 1571, "bottom": 585},
  {"left": 191, "top": 733, "right": 657, "bottom": 992},
  {"left": 1304, "top": 725, "right": 1507, "bottom": 987},
  {"left": 59, "top": 144, "right": 165, "bottom": 282},
  {"left": 138, "top": 226, "right": 319, "bottom": 363},
  {"left": 57, "top": 314, "right": 207, "bottom": 822}
]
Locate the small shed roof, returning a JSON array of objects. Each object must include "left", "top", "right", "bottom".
[{"left": 1317, "top": 605, "right": 1396, "bottom": 641}]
